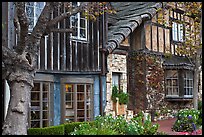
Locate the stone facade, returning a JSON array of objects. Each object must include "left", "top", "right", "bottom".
[{"left": 105, "top": 53, "right": 129, "bottom": 117}]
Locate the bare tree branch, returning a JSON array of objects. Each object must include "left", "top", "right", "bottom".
[
  {"left": 14, "top": 2, "right": 29, "bottom": 54},
  {"left": 46, "top": 2, "right": 88, "bottom": 28},
  {"left": 29, "top": 2, "right": 53, "bottom": 45}
]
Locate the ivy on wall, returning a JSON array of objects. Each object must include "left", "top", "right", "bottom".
[{"left": 127, "top": 51, "right": 164, "bottom": 115}]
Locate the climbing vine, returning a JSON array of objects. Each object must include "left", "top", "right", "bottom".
[{"left": 128, "top": 51, "right": 164, "bottom": 117}]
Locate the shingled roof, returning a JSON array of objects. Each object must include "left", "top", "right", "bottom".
[
  {"left": 163, "top": 55, "right": 195, "bottom": 70},
  {"left": 106, "top": 2, "right": 163, "bottom": 54}
]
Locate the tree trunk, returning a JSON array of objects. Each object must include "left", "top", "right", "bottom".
[
  {"left": 193, "top": 55, "right": 200, "bottom": 110},
  {"left": 2, "top": 74, "right": 32, "bottom": 135}
]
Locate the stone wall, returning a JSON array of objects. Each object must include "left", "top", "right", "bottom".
[{"left": 105, "top": 53, "right": 128, "bottom": 117}]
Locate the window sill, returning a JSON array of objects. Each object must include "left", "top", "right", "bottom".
[{"left": 165, "top": 96, "right": 193, "bottom": 101}]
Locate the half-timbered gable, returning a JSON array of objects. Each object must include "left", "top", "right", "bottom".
[{"left": 104, "top": 2, "right": 201, "bottom": 118}]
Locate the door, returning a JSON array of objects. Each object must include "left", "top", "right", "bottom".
[{"left": 61, "top": 78, "right": 93, "bottom": 123}]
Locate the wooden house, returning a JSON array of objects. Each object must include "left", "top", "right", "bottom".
[{"left": 2, "top": 2, "right": 109, "bottom": 128}]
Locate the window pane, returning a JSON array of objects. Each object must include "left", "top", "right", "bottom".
[
  {"left": 43, "top": 83, "right": 49, "bottom": 91},
  {"left": 43, "top": 102, "right": 48, "bottom": 110},
  {"left": 43, "top": 92, "right": 48, "bottom": 102},
  {"left": 80, "top": 19, "right": 86, "bottom": 28},
  {"left": 71, "top": 16, "right": 78, "bottom": 27},
  {"left": 36, "top": 2, "right": 45, "bottom": 9},
  {"left": 77, "top": 102, "right": 84, "bottom": 109},
  {"left": 32, "top": 83, "right": 40, "bottom": 91},
  {"left": 80, "top": 29, "right": 86, "bottom": 38},
  {"left": 112, "top": 74, "right": 119, "bottom": 87},
  {"left": 43, "top": 111, "right": 48, "bottom": 119},
  {"left": 26, "top": 6, "right": 34, "bottom": 18},
  {"left": 31, "top": 102, "right": 40, "bottom": 111},
  {"left": 43, "top": 120, "right": 49, "bottom": 127},
  {"left": 31, "top": 92, "right": 40, "bottom": 101},
  {"left": 31, "top": 121, "right": 40, "bottom": 128},
  {"left": 31, "top": 111, "right": 40, "bottom": 120}
]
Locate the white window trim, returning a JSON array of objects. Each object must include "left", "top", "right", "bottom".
[
  {"left": 70, "top": 2, "right": 88, "bottom": 41},
  {"left": 25, "top": 2, "right": 46, "bottom": 32},
  {"left": 172, "top": 22, "right": 183, "bottom": 42}
]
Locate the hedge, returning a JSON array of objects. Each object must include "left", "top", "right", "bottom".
[
  {"left": 28, "top": 121, "right": 95, "bottom": 135},
  {"left": 64, "top": 121, "right": 95, "bottom": 135},
  {"left": 28, "top": 124, "right": 64, "bottom": 135}
]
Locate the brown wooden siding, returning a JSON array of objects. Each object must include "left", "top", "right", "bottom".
[
  {"left": 145, "top": 5, "right": 194, "bottom": 55},
  {"left": 37, "top": 5, "right": 103, "bottom": 72}
]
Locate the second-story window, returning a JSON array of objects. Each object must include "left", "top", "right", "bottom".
[
  {"left": 25, "top": 2, "right": 46, "bottom": 31},
  {"left": 70, "top": 2, "right": 88, "bottom": 41},
  {"left": 172, "top": 22, "right": 184, "bottom": 42}
]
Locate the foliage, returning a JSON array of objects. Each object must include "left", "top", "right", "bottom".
[
  {"left": 111, "top": 85, "right": 118, "bottom": 103},
  {"left": 64, "top": 121, "right": 94, "bottom": 135},
  {"left": 111, "top": 86, "right": 129, "bottom": 105},
  {"left": 129, "top": 111, "right": 159, "bottom": 135},
  {"left": 27, "top": 125, "right": 64, "bottom": 135},
  {"left": 172, "top": 109, "right": 201, "bottom": 132},
  {"left": 82, "top": 2, "right": 116, "bottom": 21},
  {"left": 70, "top": 113, "right": 159, "bottom": 135},
  {"left": 118, "top": 91, "right": 129, "bottom": 105}
]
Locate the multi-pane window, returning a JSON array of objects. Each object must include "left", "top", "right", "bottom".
[
  {"left": 30, "top": 82, "right": 52, "bottom": 128},
  {"left": 184, "top": 71, "right": 193, "bottom": 97},
  {"left": 62, "top": 80, "right": 93, "bottom": 123},
  {"left": 25, "top": 2, "right": 46, "bottom": 31},
  {"left": 70, "top": 2, "right": 88, "bottom": 41},
  {"left": 165, "top": 70, "right": 179, "bottom": 96},
  {"left": 172, "top": 22, "right": 184, "bottom": 42}
]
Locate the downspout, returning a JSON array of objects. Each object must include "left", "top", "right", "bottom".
[{"left": 99, "top": 6, "right": 106, "bottom": 116}]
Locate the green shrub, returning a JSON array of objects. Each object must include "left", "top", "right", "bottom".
[
  {"left": 64, "top": 121, "right": 94, "bottom": 135},
  {"left": 28, "top": 124, "right": 64, "bottom": 135},
  {"left": 70, "top": 113, "right": 159, "bottom": 135},
  {"left": 70, "top": 123, "right": 119, "bottom": 135},
  {"left": 111, "top": 85, "right": 118, "bottom": 103},
  {"left": 118, "top": 91, "right": 129, "bottom": 105},
  {"left": 127, "top": 111, "right": 159, "bottom": 135},
  {"left": 172, "top": 109, "right": 201, "bottom": 132}
]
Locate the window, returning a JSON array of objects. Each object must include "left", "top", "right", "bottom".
[
  {"left": 25, "top": 2, "right": 46, "bottom": 31},
  {"left": 165, "top": 70, "right": 179, "bottom": 96},
  {"left": 29, "top": 81, "right": 53, "bottom": 128},
  {"left": 184, "top": 71, "right": 193, "bottom": 97},
  {"left": 61, "top": 78, "right": 93, "bottom": 123},
  {"left": 70, "top": 2, "right": 88, "bottom": 41},
  {"left": 172, "top": 22, "right": 183, "bottom": 42},
  {"left": 165, "top": 70, "right": 194, "bottom": 99}
]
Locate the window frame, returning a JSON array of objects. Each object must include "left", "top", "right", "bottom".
[
  {"left": 112, "top": 72, "right": 122, "bottom": 91},
  {"left": 172, "top": 21, "right": 184, "bottom": 42},
  {"left": 165, "top": 70, "right": 179, "bottom": 97},
  {"left": 25, "top": 2, "right": 46, "bottom": 31},
  {"left": 184, "top": 71, "right": 193, "bottom": 97},
  {"left": 60, "top": 77, "right": 94, "bottom": 123},
  {"left": 70, "top": 2, "right": 88, "bottom": 41},
  {"left": 165, "top": 69, "right": 194, "bottom": 99},
  {"left": 29, "top": 74, "right": 54, "bottom": 128}
]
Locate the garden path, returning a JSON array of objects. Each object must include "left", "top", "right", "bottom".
[{"left": 153, "top": 118, "right": 202, "bottom": 135}]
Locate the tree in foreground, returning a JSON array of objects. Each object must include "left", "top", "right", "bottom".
[{"left": 2, "top": 2, "right": 114, "bottom": 135}]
